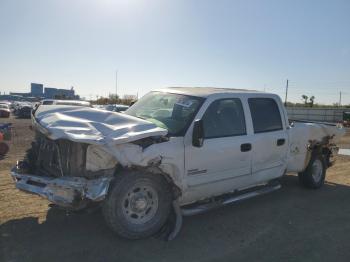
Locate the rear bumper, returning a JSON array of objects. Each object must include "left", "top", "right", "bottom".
[{"left": 11, "top": 168, "right": 112, "bottom": 209}]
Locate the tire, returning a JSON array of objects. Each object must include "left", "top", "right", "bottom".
[
  {"left": 298, "top": 154, "right": 326, "bottom": 189},
  {"left": 102, "top": 170, "right": 172, "bottom": 239},
  {"left": 0, "top": 142, "right": 9, "bottom": 156}
]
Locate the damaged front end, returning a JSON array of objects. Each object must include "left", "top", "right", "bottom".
[
  {"left": 11, "top": 105, "right": 169, "bottom": 210},
  {"left": 11, "top": 132, "right": 116, "bottom": 210},
  {"left": 11, "top": 170, "right": 112, "bottom": 209}
]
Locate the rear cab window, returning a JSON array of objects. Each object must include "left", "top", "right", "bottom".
[{"left": 248, "top": 98, "right": 283, "bottom": 133}]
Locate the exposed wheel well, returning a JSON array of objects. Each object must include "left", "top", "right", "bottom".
[{"left": 307, "top": 141, "right": 333, "bottom": 169}]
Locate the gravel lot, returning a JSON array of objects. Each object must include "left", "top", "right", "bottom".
[{"left": 1, "top": 117, "right": 350, "bottom": 262}]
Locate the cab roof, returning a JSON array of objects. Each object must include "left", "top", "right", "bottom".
[{"left": 157, "top": 87, "right": 265, "bottom": 98}]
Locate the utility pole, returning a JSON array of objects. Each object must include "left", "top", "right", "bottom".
[
  {"left": 284, "top": 79, "right": 289, "bottom": 106},
  {"left": 115, "top": 70, "right": 118, "bottom": 98},
  {"left": 339, "top": 91, "right": 342, "bottom": 106}
]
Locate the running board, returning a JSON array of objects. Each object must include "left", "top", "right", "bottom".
[{"left": 181, "top": 183, "right": 281, "bottom": 216}]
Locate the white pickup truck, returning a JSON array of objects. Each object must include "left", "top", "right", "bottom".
[{"left": 11, "top": 87, "right": 345, "bottom": 240}]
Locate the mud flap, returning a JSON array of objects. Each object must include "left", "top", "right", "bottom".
[{"left": 154, "top": 200, "right": 183, "bottom": 241}]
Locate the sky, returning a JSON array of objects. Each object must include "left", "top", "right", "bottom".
[{"left": 0, "top": 0, "right": 349, "bottom": 104}]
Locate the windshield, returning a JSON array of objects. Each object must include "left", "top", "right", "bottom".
[
  {"left": 0, "top": 104, "right": 9, "bottom": 109},
  {"left": 125, "top": 92, "right": 203, "bottom": 136}
]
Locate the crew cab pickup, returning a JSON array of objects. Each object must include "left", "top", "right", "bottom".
[{"left": 11, "top": 87, "right": 345, "bottom": 240}]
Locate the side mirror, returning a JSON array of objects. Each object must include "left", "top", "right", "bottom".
[{"left": 192, "top": 119, "right": 204, "bottom": 147}]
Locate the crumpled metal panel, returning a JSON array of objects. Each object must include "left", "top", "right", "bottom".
[
  {"left": 33, "top": 105, "right": 168, "bottom": 145},
  {"left": 287, "top": 122, "right": 346, "bottom": 172},
  {"left": 11, "top": 169, "right": 112, "bottom": 208}
]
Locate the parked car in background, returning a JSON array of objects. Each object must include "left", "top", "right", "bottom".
[
  {"left": 0, "top": 101, "right": 12, "bottom": 106},
  {"left": 0, "top": 123, "right": 12, "bottom": 156},
  {"left": 41, "top": 99, "right": 91, "bottom": 107},
  {"left": 92, "top": 104, "right": 105, "bottom": 109},
  {"left": 15, "top": 104, "right": 33, "bottom": 119},
  {"left": 104, "top": 104, "right": 129, "bottom": 112},
  {"left": 0, "top": 104, "right": 11, "bottom": 118},
  {"left": 343, "top": 111, "right": 350, "bottom": 127},
  {"left": 40, "top": 99, "right": 55, "bottom": 105},
  {"left": 12, "top": 102, "right": 32, "bottom": 115}
]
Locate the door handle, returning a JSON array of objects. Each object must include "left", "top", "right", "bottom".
[
  {"left": 277, "top": 138, "right": 285, "bottom": 146},
  {"left": 241, "top": 143, "right": 252, "bottom": 152}
]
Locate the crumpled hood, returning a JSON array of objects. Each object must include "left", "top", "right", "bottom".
[{"left": 33, "top": 105, "right": 168, "bottom": 145}]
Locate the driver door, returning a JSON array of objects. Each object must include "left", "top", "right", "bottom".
[{"left": 184, "top": 98, "right": 252, "bottom": 190}]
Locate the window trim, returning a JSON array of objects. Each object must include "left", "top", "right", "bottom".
[
  {"left": 248, "top": 97, "right": 283, "bottom": 134},
  {"left": 202, "top": 98, "right": 247, "bottom": 139}
]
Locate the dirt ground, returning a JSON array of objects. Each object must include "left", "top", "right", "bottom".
[{"left": 1, "top": 117, "right": 350, "bottom": 262}]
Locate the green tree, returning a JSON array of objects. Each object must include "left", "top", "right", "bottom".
[
  {"left": 309, "top": 96, "right": 315, "bottom": 107},
  {"left": 301, "top": 95, "right": 308, "bottom": 105}
]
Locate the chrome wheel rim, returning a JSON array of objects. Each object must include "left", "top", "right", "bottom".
[
  {"left": 311, "top": 159, "right": 323, "bottom": 183},
  {"left": 121, "top": 183, "right": 159, "bottom": 224}
]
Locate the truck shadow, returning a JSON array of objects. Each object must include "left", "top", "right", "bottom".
[{"left": 2, "top": 174, "right": 350, "bottom": 262}]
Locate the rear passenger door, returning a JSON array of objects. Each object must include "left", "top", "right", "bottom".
[
  {"left": 248, "top": 97, "right": 288, "bottom": 180},
  {"left": 185, "top": 98, "right": 252, "bottom": 188}
]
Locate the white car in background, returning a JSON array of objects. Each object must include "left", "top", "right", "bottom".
[
  {"left": 41, "top": 99, "right": 91, "bottom": 107},
  {"left": 104, "top": 104, "right": 129, "bottom": 112},
  {"left": 0, "top": 104, "right": 11, "bottom": 118}
]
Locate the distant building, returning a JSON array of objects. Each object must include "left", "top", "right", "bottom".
[
  {"left": 44, "top": 87, "right": 77, "bottom": 99},
  {"left": 6, "top": 83, "right": 79, "bottom": 100},
  {"left": 31, "top": 83, "right": 43, "bottom": 97},
  {"left": 44, "top": 87, "right": 57, "bottom": 99}
]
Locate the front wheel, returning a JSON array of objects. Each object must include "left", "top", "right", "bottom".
[
  {"left": 102, "top": 171, "right": 172, "bottom": 239},
  {"left": 298, "top": 154, "right": 326, "bottom": 189}
]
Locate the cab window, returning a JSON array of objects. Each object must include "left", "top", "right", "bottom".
[
  {"left": 248, "top": 98, "right": 283, "bottom": 133},
  {"left": 202, "top": 98, "right": 246, "bottom": 138}
]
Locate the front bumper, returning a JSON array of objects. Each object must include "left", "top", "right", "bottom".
[{"left": 11, "top": 168, "right": 112, "bottom": 209}]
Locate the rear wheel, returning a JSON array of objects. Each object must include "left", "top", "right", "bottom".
[
  {"left": 298, "top": 154, "right": 326, "bottom": 189},
  {"left": 102, "top": 171, "right": 172, "bottom": 239}
]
